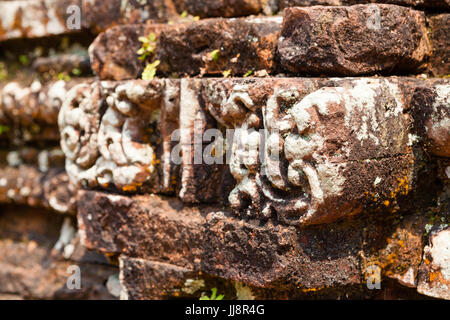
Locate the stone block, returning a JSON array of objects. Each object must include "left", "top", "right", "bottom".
[
  {"left": 279, "top": 0, "right": 450, "bottom": 10},
  {"left": 428, "top": 14, "right": 450, "bottom": 77},
  {"left": 203, "top": 77, "right": 417, "bottom": 225},
  {"left": 60, "top": 77, "right": 449, "bottom": 224},
  {"left": 411, "top": 83, "right": 450, "bottom": 157},
  {"left": 278, "top": 4, "right": 431, "bottom": 76},
  {"left": 157, "top": 16, "right": 282, "bottom": 76},
  {"left": 0, "top": 166, "right": 76, "bottom": 214},
  {"left": 89, "top": 24, "right": 165, "bottom": 81}
]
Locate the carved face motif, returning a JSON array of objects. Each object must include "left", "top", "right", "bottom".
[
  {"left": 59, "top": 81, "right": 161, "bottom": 192},
  {"left": 206, "top": 78, "right": 411, "bottom": 225}
]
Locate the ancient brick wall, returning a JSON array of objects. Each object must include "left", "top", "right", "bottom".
[{"left": 0, "top": 0, "right": 448, "bottom": 300}]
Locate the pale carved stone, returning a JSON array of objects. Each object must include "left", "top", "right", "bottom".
[
  {"left": 59, "top": 80, "right": 164, "bottom": 193},
  {"left": 204, "top": 78, "right": 414, "bottom": 225},
  {"left": 59, "top": 77, "right": 446, "bottom": 225}
]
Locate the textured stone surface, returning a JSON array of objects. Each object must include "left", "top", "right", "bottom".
[
  {"left": 120, "top": 255, "right": 258, "bottom": 300},
  {"left": 81, "top": 0, "right": 176, "bottom": 33},
  {"left": 377, "top": 214, "right": 428, "bottom": 288},
  {"left": 87, "top": 8, "right": 450, "bottom": 80},
  {"left": 78, "top": 190, "right": 447, "bottom": 293},
  {"left": 0, "top": 147, "right": 65, "bottom": 171},
  {"left": 428, "top": 14, "right": 450, "bottom": 77},
  {"left": 0, "top": 0, "right": 173, "bottom": 41},
  {"left": 0, "top": 0, "right": 77, "bottom": 41},
  {"left": 2, "top": 0, "right": 450, "bottom": 301},
  {"left": 177, "top": 0, "right": 265, "bottom": 17},
  {"left": 158, "top": 17, "right": 282, "bottom": 76},
  {"left": 278, "top": 4, "right": 431, "bottom": 76},
  {"left": 279, "top": 0, "right": 450, "bottom": 10},
  {"left": 0, "top": 166, "right": 76, "bottom": 214},
  {"left": 412, "top": 83, "right": 450, "bottom": 157},
  {"left": 58, "top": 80, "right": 181, "bottom": 194},
  {"left": 60, "top": 77, "right": 449, "bottom": 225},
  {"left": 89, "top": 17, "right": 282, "bottom": 79},
  {"left": 32, "top": 54, "right": 91, "bottom": 78},
  {"left": 417, "top": 228, "right": 450, "bottom": 300},
  {"left": 0, "top": 205, "right": 117, "bottom": 299},
  {"left": 204, "top": 77, "right": 419, "bottom": 225},
  {"left": 77, "top": 190, "right": 364, "bottom": 289},
  {"left": 0, "top": 79, "right": 90, "bottom": 128},
  {"left": 89, "top": 24, "right": 164, "bottom": 81},
  {"left": 120, "top": 257, "right": 194, "bottom": 300}
]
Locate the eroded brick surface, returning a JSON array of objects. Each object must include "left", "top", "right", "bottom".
[
  {"left": 0, "top": 79, "right": 89, "bottom": 128},
  {"left": 279, "top": 0, "right": 450, "bottom": 10},
  {"left": 278, "top": 4, "right": 431, "bottom": 76},
  {"left": 158, "top": 16, "right": 282, "bottom": 76},
  {"left": 78, "top": 190, "right": 446, "bottom": 294},
  {"left": 428, "top": 14, "right": 450, "bottom": 77},
  {"left": 0, "top": 205, "right": 117, "bottom": 299},
  {"left": 0, "top": 166, "right": 76, "bottom": 214},
  {"left": 89, "top": 24, "right": 165, "bottom": 81}
]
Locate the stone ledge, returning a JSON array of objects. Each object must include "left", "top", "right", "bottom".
[
  {"left": 279, "top": 0, "right": 450, "bottom": 11},
  {"left": 60, "top": 77, "right": 449, "bottom": 226},
  {"left": 0, "top": 0, "right": 269, "bottom": 42},
  {"left": 0, "top": 205, "right": 117, "bottom": 299},
  {"left": 0, "top": 166, "right": 76, "bottom": 214},
  {"left": 78, "top": 189, "right": 442, "bottom": 297},
  {"left": 0, "top": 78, "right": 91, "bottom": 128},
  {"left": 88, "top": 4, "right": 450, "bottom": 79}
]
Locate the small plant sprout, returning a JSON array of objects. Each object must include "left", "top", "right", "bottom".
[
  {"left": 199, "top": 288, "right": 224, "bottom": 300},
  {"left": 0, "top": 62, "right": 7, "bottom": 81},
  {"left": 142, "top": 60, "right": 160, "bottom": 81},
  {"left": 19, "top": 55, "right": 29, "bottom": 66},
  {"left": 57, "top": 72, "right": 71, "bottom": 81},
  {"left": 180, "top": 11, "right": 199, "bottom": 21},
  {"left": 209, "top": 49, "right": 220, "bottom": 62},
  {"left": 243, "top": 70, "right": 253, "bottom": 78},
  {"left": 137, "top": 33, "right": 157, "bottom": 61},
  {"left": 72, "top": 68, "right": 82, "bottom": 76},
  {"left": 222, "top": 69, "right": 232, "bottom": 78},
  {"left": 0, "top": 125, "right": 10, "bottom": 135}
]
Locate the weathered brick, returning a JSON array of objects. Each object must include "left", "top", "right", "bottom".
[
  {"left": 411, "top": 83, "right": 450, "bottom": 157},
  {"left": 279, "top": 0, "right": 450, "bottom": 10},
  {"left": 172, "top": 0, "right": 265, "bottom": 18},
  {"left": 157, "top": 17, "right": 282, "bottom": 76},
  {"left": 0, "top": 79, "right": 89, "bottom": 128},
  {"left": 89, "top": 24, "right": 165, "bottom": 81},
  {"left": 59, "top": 80, "right": 170, "bottom": 193},
  {"left": 278, "top": 4, "right": 431, "bottom": 76},
  {"left": 32, "top": 54, "right": 92, "bottom": 79},
  {"left": 0, "top": 0, "right": 78, "bottom": 41},
  {"left": 120, "top": 257, "right": 194, "bottom": 300},
  {"left": 0, "top": 166, "right": 76, "bottom": 214},
  {"left": 428, "top": 14, "right": 450, "bottom": 77},
  {"left": 77, "top": 190, "right": 364, "bottom": 289},
  {"left": 79, "top": 190, "right": 443, "bottom": 292},
  {"left": 0, "top": 206, "right": 117, "bottom": 299}
]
